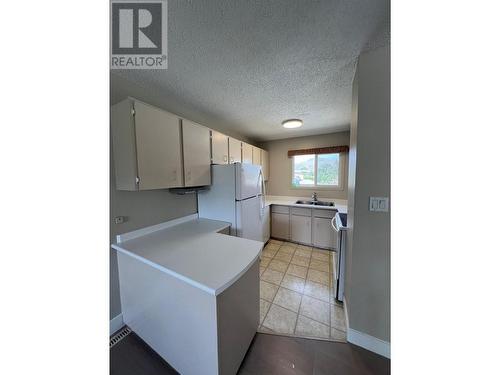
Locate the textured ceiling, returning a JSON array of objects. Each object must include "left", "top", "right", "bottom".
[{"left": 114, "top": 0, "right": 389, "bottom": 141}]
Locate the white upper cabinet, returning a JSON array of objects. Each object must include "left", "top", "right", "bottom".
[
  {"left": 182, "top": 120, "right": 211, "bottom": 187},
  {"left": 111, "top": 98, "right": 183, "bottom": 190},
  {"left": 252, "top": 146, "right": 261, "bottom": 166},
  {"left": 134, "top": 102, "right": 183, "bottom": 189},
  {"left": 211, "top": 130, "right": 229, "bottom": 164},
  {"left": 228, "top": 137, "right": 242, "bottom": 164},
  {"left": 242, "top": 142, "right": 253, "bottom": 164},
  {"left": 261, "top": 149, "right": 269, "bottom": 181},
  {"left": 112, "top": 97, "right": 263, "bottom": 190}
]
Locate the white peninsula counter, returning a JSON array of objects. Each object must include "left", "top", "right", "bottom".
[{"left": 112, "top": 214, "right": 263, "bottom": 375}]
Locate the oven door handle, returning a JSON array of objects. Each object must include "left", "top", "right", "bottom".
[{"left": 331, "top": 215, "right": 340, "bottom": 232}]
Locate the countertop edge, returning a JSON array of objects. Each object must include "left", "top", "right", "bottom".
[
  {"left": 112, "top": 243, "right": 218, "bottom": 295},
  {"left": 212, "top": 235, "right": 262, "bottom": 295},
  {"left": 111, "top": 220, "right": 263, "bottom": 296}
]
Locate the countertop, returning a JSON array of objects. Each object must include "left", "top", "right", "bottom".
[
  {"left": 111, "top": 216, "right": 263, "bottom": 296},
  {"left": 264, "top": 195, "right": 348, "bottom": 214}
]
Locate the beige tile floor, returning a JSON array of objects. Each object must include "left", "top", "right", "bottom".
[{"left": 258, "top": 239, "right": 347, "bottom": 342}]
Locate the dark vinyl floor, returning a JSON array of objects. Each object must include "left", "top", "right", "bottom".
[{"left": 110, "top": 331, "right": 390, "bottom": 375}]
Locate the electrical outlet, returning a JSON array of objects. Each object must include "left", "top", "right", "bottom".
[
  {"left": 369, "top": 197, "right": 389, "bottom": 212},
  {"left": 114, "top": 216, "right": 125, "bottom": 224},
  {"left": 378, "top": 198, "right": 388, "bottom": 211}
]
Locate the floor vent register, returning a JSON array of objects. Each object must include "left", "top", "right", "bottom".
[{"left": 110, "top": 326, "right": 131, "bottom": 348}]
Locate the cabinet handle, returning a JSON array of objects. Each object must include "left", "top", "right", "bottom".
[
  {"left": 172, "top": 170, "right": 177, "bottom": 181},
  {"left": 223, "top": 155, "right": 228, "bottom": 162},
  {"left": 187, "top": 170, "right": 191, "bottom": 180}
]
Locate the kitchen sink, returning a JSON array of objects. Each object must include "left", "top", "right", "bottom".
[
  {"left": 295, "top": 200, "right": 314, "bottom": 205},
  {"left": 295, "top": 200, "right": 335, "bottom": 207},
  {"left": 314, "top": 201, "right": 335, "bottom": 207}
]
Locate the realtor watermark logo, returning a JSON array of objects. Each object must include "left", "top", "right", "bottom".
[{"left": 111, "top": 0, "right": 167, "bottom": 69}]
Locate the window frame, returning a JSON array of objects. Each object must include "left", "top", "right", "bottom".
[{"left": 290, "top": 152, "right": 344, "bottom": 191}]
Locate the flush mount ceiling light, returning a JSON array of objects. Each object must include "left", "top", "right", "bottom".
[{"left": 282, "top": 119, "right": 303, "bottom": 129}]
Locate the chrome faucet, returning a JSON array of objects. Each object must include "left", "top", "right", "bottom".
[{"left": 312, "top": 192, "right": 318, "bottom": 202}]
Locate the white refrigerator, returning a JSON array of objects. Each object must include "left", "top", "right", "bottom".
[{"left": 197, "top": 163, "right": 268, "bottom": 242}]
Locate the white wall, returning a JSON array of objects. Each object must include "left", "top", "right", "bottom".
[
  {"left": 109, "top": 151, "right": 197, "bottom": 318},
  {"left": 345, "top": 45, "right": 390, "bottom": 344},
  {"left": 261, "top": 132, "right": 350, "bottom": 200}
]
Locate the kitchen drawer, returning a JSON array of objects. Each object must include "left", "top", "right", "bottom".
[
  {"left": 291, "top": 207, "right": 312, "bottom": 217},
  {"left": 312, "top": 209, "right": 336, "bottom": 219},
  {"left": 271, "top": 205, "right": 290, "bottom": 214}
]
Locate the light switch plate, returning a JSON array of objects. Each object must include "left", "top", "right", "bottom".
[{"left": 369, "top": 197, "right": 389, "bottom": 212}]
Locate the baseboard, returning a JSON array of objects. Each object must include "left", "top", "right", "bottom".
[
  {"left": 343, "top": 297, "right": 390, "bottom": 358},
  {"left": 347, "top": 328, "right": 390, "bottom": 359},
  {"left": 110, "top": 313, "right": 125, "bottom": 335}
]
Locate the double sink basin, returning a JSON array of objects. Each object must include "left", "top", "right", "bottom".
[{"left": 295, "top": 200, "right": 335, "bottom": 207}]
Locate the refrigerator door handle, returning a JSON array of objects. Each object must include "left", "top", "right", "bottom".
[
  {"left": 257, "top": 169, "right": 263, "bottom": 194},
  {"left": 259, "top": 195, "right": 265, "bottom": 218},
  {"left": 261, "top": 169, "right": 266, "bottom": 197},
  {"left": 258, "top": 169, "right": 267, "bottom": 218}
]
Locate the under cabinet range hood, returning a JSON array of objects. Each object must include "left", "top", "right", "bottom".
[{"left": 169, "top": 186, "right": 209, "bottom": 195}]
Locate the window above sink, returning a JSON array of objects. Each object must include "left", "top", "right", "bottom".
[{"left": 291, "top": 152, "right": 344, "bottom": 190}]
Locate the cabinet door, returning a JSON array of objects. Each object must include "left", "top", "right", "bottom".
[
  {"left": 252, "top": 146, "right": 261, "bottom": 165},
  {"left": 211, "top": 130, "right": 229, "bottom": 164},
  {"left": 182, "top": 120, "right": 211, "bottom": 187},
  {"left": 111, "top": 98, "right": 137, "bottom": 191},
  {"left": 271, "top": 212, "right": 289, "bottom": 240},
  {"left": 312, "top": 217, "right": 336, "bottom": 249},
  {"left": 134, "top": 101, "right": 183, "bottom": 189},
  {"left": 261, "top": 149, "right": 269, "bottom": 181},
  {"left": 228, "top": 137, "right": 242, "bottom": 163},
  {"left": 242, "top": 142, "right": 253, "bottom": 164},
  {"left": 291, "top": 215, "right": 312, "bottom": 245}
]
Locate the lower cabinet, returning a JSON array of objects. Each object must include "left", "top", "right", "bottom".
[
  {"left": 271, "top": 212, "right": 289, "bottom": 240},
  {"left": 270, "top": 205, "right": 337, "bottom": 249},
  {"left": 291, "top": 215, "right": 312, "bottom": 244},
  {"left": 312, "top": 217, "right": 336, "bottom": 249}
]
